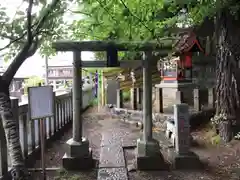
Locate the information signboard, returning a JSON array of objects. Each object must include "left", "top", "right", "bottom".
[{"left": 28, "top": 86, "right": 54, "bottom": 120}]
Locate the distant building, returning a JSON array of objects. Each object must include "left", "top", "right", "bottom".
[
  {"left": 45, "top": 58, "right": 94, "bottom": 89},
  {"left": 44, "top": 58, "right": 73, "bottom": 89}
]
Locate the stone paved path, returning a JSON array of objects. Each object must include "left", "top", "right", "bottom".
[{"left": 97, "top": 116, "right": 140, "bottom": 180}]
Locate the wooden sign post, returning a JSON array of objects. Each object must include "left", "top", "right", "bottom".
[{"left": 28, "top": 86, "right": 54, "bottom": 180}]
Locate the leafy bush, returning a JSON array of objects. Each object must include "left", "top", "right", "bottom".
[
  {"left": 123, "top": 89, "right": 130, "bottom": 102},
  {"left": 23, "top": 76, "right": 44, "bottom": 94}
]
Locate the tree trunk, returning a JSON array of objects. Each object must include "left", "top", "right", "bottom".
[
  {"left": 215, "top": 10, "right": 240, "bottom": 143},
  {"left": 0, "top": 77, "right": 28, "bottom": 180}
]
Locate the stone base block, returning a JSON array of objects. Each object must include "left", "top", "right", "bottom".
[
  {"left": 62, "top": 149, "right": 93, "bottom": 170},
  {"left": 174, "top": 151, "right": 202, "bottom": 170},
  {"left": 136, "top": 139, "right": 167, "bottom": 170},
  {"left": 65, "top": 137, "right": 90, "bottom": 157},
  {"left": 136, "top": 155, "right": 167, "bottom": 170}
]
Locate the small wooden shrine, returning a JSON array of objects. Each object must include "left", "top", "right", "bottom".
[{"left": 161, "top": 32, "right": 206, "bottom": 83}]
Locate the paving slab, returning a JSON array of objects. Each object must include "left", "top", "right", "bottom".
[
  {"left": 100, "top": 130, "right": 123, "bottom": 147},
  {"left": 99, "top": 145, "right": 125, "bottom": 168},
  {"left": 101, "top": 127, "right": 139, "bottom": 147}
]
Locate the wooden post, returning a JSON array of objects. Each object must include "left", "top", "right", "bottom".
[
  {"left": 40, "top": 119, "right": 46, "bottom": 180},
  {"left": 63, "top": 98, "right": 66, "bottom": 125},
  {"left": 37, "top": 84, "right": 41, "bottom": 147},
  {"left": 60, "top": 100, "right": 63, "bottom": 127},
  {"left": 53, "top": 92, "right": 57, "bottom": 133},
  {"left": 130, "top": 87, "right": 137, "bottom": 110},
  {"left": 56, "top": 101, "right": 60, "bottom": 131},
  {"left": 137, "top": 88, "right": 143, "bottom": 110},
  {"left": 155, "top": 87, "right": 163, "bottom": 113},
  {"left": 30, "top": 111, "right": 36, "bottom": 152}
]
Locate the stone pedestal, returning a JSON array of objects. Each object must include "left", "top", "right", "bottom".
[
  {"left": 155, "top": 82, "right": 195, "bottom": 113},
  {"left": 136, "top": 139, "right": 166, "bottom": 170},
  {"left": 62, "top": 137, "right": 93, "bottom": 170},
  {"left": 174, "top": 151, "right": 201, "bottom": 169}
]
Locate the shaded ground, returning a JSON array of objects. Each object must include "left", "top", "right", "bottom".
[
  {"left": 29, "top": 106, "right": 140, "bottom": 179},
  {"left": 30, "top": 107, "right": 102, "bottom": 179},
  {"left": 191, "top": 129, "right": 240, "bottom": 180},
  {"left": 29, "top": 106, "right": 240, "bottom": 180}
]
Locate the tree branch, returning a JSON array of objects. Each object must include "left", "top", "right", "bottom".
[
  {"left": 27, "top": 0, "right": 34, "bottom": 45},
  {"left": 34, "top": 0, "right": 61, "bottom": 34},
  {"left": 26, "top": 37, "right": 39, "bottom": 59},
  {"left": 95, "top": 0, "right": 117, "bottom": 21},
  {"left": 119, "top": 0, "right": 152, "bottom": 33},
  {"left": 0, "top": 21, "right": 39, "bottom": 51},
  {"left": 3, "top": 0, "right": 61, "bottom": 84},
  {"left": 68, "top": 10, "right": 92, "bottom": 16},
  {"left": 0, "top": 34, "right": 26, "bottom": 51}
]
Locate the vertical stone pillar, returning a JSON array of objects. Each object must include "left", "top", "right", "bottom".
[
  {"left": 155, "top": 87, "right": 163, "bottom": 113},
  {"left": 208, "top": 88, "right": 215, "bottom": 108},
  {"left": 193, "top": 88, "right": 201, "bottom": 111},
  {"left": 136, "top": 51, "right": 165, "bottom": 170},
  {"left": 62, "top": 51, "right": 92, "bottom": 170},
  {"left": 173, "top": 103, "right": 201, "bottom": 169},
  {"left": 116, "top": 88, "right": 123, "bottom": 108},
  {"left": 72, "top": 51, "right": 82, "bottom": 142},
  {"left": 176, "top": 90, "right": 184, "bottom": 104},
  {"left": 130, "top": 87, "right": 137, "bottom": 110}
]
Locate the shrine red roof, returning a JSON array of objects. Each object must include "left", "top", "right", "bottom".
[{"left": 174, "top": 32, "right": 205, "bottom": 54}]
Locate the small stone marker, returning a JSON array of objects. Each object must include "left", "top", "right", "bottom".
[
  {"left": 173, "top": 103, "right": 201, "bottom": 169},
  {"left": 174, "top": 103, "right": 190, "bottom": 155}
]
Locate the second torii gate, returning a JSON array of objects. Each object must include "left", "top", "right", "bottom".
[{"left": 52, "top": 40, "right": 172, "bottom": 170}]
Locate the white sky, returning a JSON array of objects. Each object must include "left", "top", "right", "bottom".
[{"left": 0, "top": 0, "right": 95, "bottom": 78}]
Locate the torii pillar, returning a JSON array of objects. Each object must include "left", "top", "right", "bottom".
[
  {"left": 136, "top": 51, "right": 166, "bottom": 170},
  {"left": 62, "top": 51, "right": 93, "bottom": 170}
]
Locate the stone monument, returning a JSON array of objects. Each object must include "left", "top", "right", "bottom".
[{"left": 173, "top": 103, "right": 201, "bottom": 169}]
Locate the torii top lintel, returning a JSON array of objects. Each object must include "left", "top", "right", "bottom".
[{"left": 52, "top": 40, "right": 173, "bottom": 52}]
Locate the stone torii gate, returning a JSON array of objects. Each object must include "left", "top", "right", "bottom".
[{"left": 52, "top": 40, "right": 172, "bottom": 170}]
